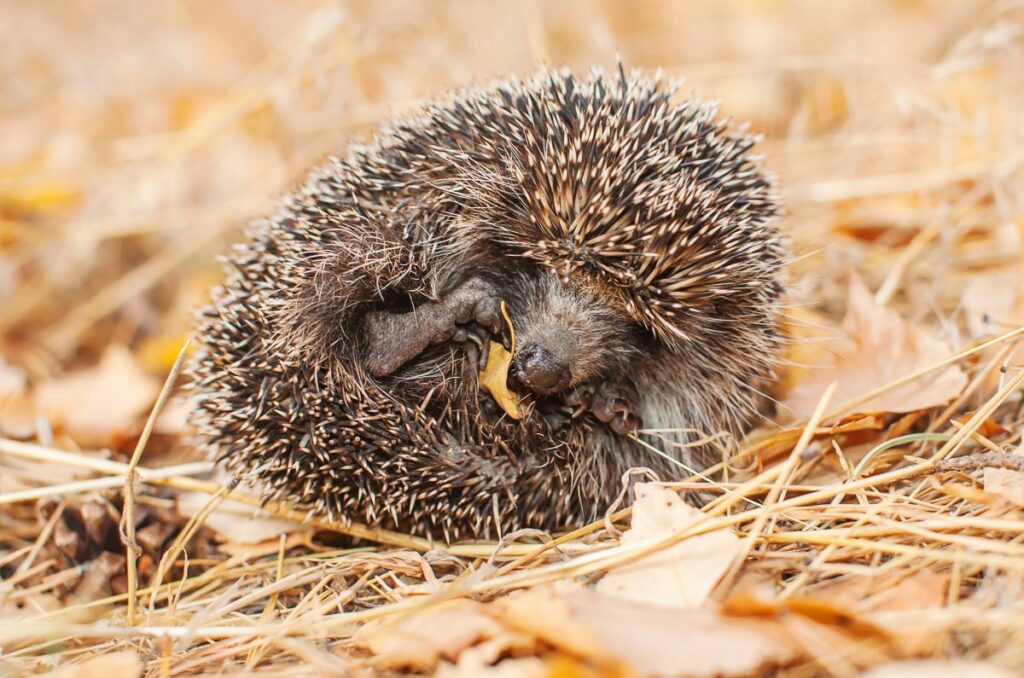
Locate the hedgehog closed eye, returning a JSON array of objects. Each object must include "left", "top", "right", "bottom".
[{"left": 188, "top": 66, "right": 786, "bottom": 542}]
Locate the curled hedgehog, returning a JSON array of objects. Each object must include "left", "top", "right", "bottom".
[{"left": 189, "top": 68, "right": 786, "bottom": 542}]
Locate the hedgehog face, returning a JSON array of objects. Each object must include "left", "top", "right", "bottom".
[
  {"left": 505, "top": 272, "right": 640, "bottom": 396},
  {"left": 190, "top": 68, "right": 788, "bottom": 540}
]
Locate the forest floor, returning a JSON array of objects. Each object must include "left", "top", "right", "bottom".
[{"left": 2, "top": 1, "right": 1024, "bottom": 676}]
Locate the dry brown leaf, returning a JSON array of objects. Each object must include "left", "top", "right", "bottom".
[
  {"left": 499, "top": 587, "right": 799, "bottom": 678},
  {"left": 721, "top": 594, "right": 892, "bottom": 645},
  {"left": 832, "top": 194, "right": 922, "bottom": 245},
  {"left": 745, "top": 414, "right": 883, "bottom": 466},
  {"left": 596, "top": 483, "right": 741, "bottom": 609},
  {"left": 962, "top": 266, "right": 1021, "bottom": 340},
  {"left": 35, "top": 345, "right": 160, "bottom": 443},
  {"left": 436, "top": 649, "right": 547, "bottom": 678},
  {"left": 783, "top": 278, "right": 967, "bottom": 421},
  {"left": 853, "top": 570, "right": 947, "bottom": 613},
  {"left": 984, "top": 467, "right": 1024, "bottom": 505},
  {"left": 176, "top": 492, "right": 297, "bottom": 544},
  {"left": 50, "top": 651, "right": 142, "bottom": 678},
  {"left": 858, "top": 660, "right": 1016, "bottom": 678},
  {"left": 809, "top": 569, "right": 948, "bottom": 613},
  {"left": 952, "top": 412, "right": 1006, "bottom": 438},
  {"left": 356, "top": 599, "right": 529, "bottom": 673},
  {"left": 496, "top": 587, "right": 611, "bottom": 662},
  {"left": 568, "top": 589, "right": 798, "bottom": 678}
]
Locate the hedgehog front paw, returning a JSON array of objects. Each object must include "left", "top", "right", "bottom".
[
  {"left": 445, "top": 276, "right": 502, "bottom": 335},
  {"left": 566, "top": 382, "right": 640, "bottom": 435},
  {"left": 446, "top": 276, "right": 502, "bottom": 369},
  {"left": 363, "top": 277, "right": 503, "bottom": 378}
]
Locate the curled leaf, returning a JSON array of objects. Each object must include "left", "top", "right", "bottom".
[{"left": 479, "top": 301, "right": 526, "bottom": 419}]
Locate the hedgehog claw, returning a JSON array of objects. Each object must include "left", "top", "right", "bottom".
[
  {"left": 565, "top": 385, "right": 593, "bottom": 410},
  {"left": 576, "top": 382, "right": 640, "bottom": 435},
  {"left": 453, "top": 322, "right": 492, "bottom": 369}
]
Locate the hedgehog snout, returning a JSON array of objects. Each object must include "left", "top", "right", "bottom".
[{"left": 513, "top": 343, "right": 572, "bottom": 395}]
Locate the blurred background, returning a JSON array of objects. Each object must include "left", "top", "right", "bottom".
[{"left": 1, "top": 0, "right": 1023, "bottom": 447}]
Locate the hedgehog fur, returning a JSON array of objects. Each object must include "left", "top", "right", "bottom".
[{"left": 188, "top": 67, "right": 786, "bottom": 542}]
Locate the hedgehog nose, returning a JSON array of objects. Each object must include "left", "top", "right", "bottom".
[{"left": 515, "top": 344, "right": 571, "bottom": 395}]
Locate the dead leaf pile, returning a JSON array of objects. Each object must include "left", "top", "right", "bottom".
[{"left": 356, "top": 586, "right": 801, "bottom": 677}]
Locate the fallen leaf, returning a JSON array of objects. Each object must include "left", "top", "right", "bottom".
[
  {"left": 436, "top": 649, "right": 546, "bottom": 678},
  {"left": 497, "top": 588, "right": 610, "bottom": 662},
  {"left": 596, "top": 483, "right": 741, "bottom": 609},
  {"left": 961, "top": 266, "right": 1020, "bottom": 340},
  {"left": 984, "top": 467, "right": 1024, "bottom": 505},
  {"left": 35, "top": 345, "right": 160, "bottom": 443},
  {"left": 498, "top": 587, "right": 799, "bottom": 677},
  {"left": 357, "top": 600, "right": 530, "bottom": 673},
  {"left": 567, "top": 589, "right": 798, "bottom": 678},
  {"left": 832, "top": 194, "right": 922, "bottom": 246},
  {"left": 858, "top": 660, "right": 1016, "bottom": 678},
  {"left": 746, "top": 414, "right": 883, "bottom": 466},
  {"left": 952, "top": 412, "right": 1005, "bottom": 438},
  {"left": 479, "top": 341, "right": 524, "bottom": 419},
  {"left": 720, "top": 591, "right": 894, "bottom": 644},
  {"left": 479, "top": 301, "right": 526, "bottom": 419},
  {"left": 811, "top": 569, "right": 947, "bottom": 613},
  {"left": 176, "top": 492, "right": 297, "bottom": 544},
  {"left": 783, "top": 278, "right": 967, "bottom": 421},
  {"left": 50, "top": 651, "right": 142, "bottom": 678}
]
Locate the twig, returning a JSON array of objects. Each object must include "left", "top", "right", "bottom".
[
  {"left": 121, "top": 339, "right": 191, "bottom": 626},
  {"left": 0, "top": 462, "right": 213, "bottom": 505},
  {"left": 921, "top": 452, "right": 1024, "bottom": 476}
]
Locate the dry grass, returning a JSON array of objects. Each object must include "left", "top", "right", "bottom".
[{"left": 3, "top": 1, "right": 1024, "bottom": 676}]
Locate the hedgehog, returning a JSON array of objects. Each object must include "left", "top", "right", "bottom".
[{"left": 188, "top": 67, "right": 786, "bottom": 542}]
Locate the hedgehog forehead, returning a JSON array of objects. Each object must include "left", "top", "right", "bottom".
[
  {"left": 504, "top": 106, "right": 779, "bottom": 347},
  {"left": 431, "top": 69, "right": 782, "bottom": 349}
]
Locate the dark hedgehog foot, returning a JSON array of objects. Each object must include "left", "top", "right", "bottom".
[
  {"left": 363, "top": 276, "right": 502, "bottom": 377},
  {"left": 566, "top": 382, "right": 641, "bottom": 435},
  {"left": 452, "top": 322, "right": 493, "bottom": 370}
]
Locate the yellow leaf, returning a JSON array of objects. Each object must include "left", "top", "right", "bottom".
[
  {"left": 479, "top": 341, "right": 524, "bottom": 420},
  {"left": 479, "top": 301, "right": 527, "bottom": 419},
  {"left": 0, "top": 182, "right": 80, "bottom": 215},
  {"left": 137, "top": 333, "right": 191, "bottom": 372}
]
